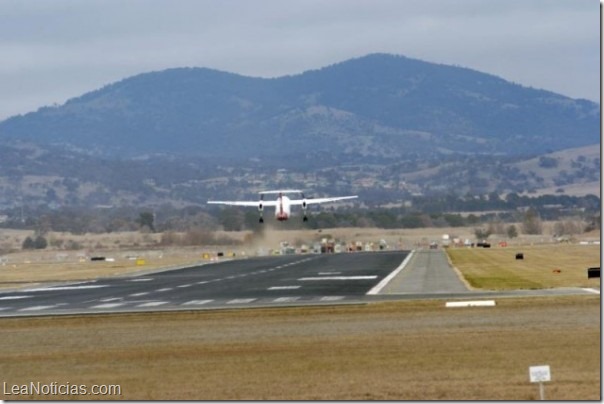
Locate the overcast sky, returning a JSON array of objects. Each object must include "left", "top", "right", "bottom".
[{"left": 0, "top": 0, "right": 600, "bottom": 120}]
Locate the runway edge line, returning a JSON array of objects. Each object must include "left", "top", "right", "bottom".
[{"left": 366, "top": 250, "right": 415, "bottom": 295}]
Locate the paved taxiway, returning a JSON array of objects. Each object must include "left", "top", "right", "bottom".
[{"left": 0, "top": 250, "right": 598, "bottom": 317}]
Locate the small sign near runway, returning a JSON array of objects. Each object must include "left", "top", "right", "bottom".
[
  {"left": 529, "top": 365, "right": 551, "bottom": 400},
  {"left": 529, "top": 365, "right": 551, "bottom": 383}
]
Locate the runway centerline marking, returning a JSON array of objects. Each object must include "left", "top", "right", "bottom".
[
  {"left": 0, "top": 296, "right": 32, "bottom": 300},
  {"left": 130, "top": 292, "right": 149, "bottom": 297},
  {"left": 129, "top": 278, "right": 153, "bottom": 282}
]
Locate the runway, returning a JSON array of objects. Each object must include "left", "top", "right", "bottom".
[{"left": 0, "top": 250, "right": 597, "bottom": 317}]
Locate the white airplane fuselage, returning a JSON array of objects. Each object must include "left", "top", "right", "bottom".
[{"left": 273, "top": 195, "right": 292, "bottom": 221}]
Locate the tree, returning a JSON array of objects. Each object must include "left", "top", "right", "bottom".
[
  {"left": 136, "top": 212, "right": 155, "bottom": 232},
  {"left": 21, "top": 235, "right": 47, "bottom": 249},
  {"left": 522, "top": 208, "right": 543, "bottom": 235},
  {"left": 34, "top": 236, "right": 48, "bottom": 249},
  {"left": 506, "top": 224, "right": 518, "bottom": 239},
  {"left": 22, "top": 237, "right": 35, "bottom": 250},
  {"left": 474, "top": 227, "right": 491, "bottom": 240}
]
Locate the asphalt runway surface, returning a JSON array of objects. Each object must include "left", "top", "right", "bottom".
[{"left": 0, "top": 250, "right": 598, "bottom": 317}]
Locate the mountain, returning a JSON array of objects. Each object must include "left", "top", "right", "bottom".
[{"left": 0, "top": 54, "right": 599, "bottom": 159}]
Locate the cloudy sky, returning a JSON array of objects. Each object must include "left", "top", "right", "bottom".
[{"left": 0, "top": 0, "right": 599, "bottom": 120}]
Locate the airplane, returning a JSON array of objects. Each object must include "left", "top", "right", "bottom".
[{"left": 207, "top": 190, "right": 357, "bottom": 223}]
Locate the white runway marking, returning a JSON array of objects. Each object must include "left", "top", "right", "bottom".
[
  {"left": 24, "top": 285, "right": 107, "bottom": 292},
  {"left": 129, "top": 292, "right": 149, "bottom": 297},
  {"left": 155, "top": 288, "right": 173, "bottom": 292},
  {"left": 18, "top": 305, "right": 57, "bottom": 311},
  {"left": 299, "top": 276, "right": 377, "bottom": 281},
  {"left": 100, "top": 297, "right": 122, "bottom": 302},
  {"left": 92, "top": 303, "right": 125, "bottom": 309},
  {"left": 137, "top": 301, "right": 169, "bottom": 307},
  {"left": 367, "top": 251, "right": 415, "bottom": 295},
  {"left": 177, "top": 284, "right": 192, "bottom": 288},
  {"left": 319, "top": 296, "right": 345, "bottom": 301},
  {"left": 318, "top": 272, "right": 341, "bottom": 275},
  {"left": 130, "top": 278, "right": 153, "bottom": 282},
  {"left": 182, "top": 300, "right": 214, "bottom": 306},
  {"left": 273, "top": 297, "right": 301, "bottom": 303},
  {"left": 0, "top": 296, "right": 32, "bottom": 300},
  {"left": 227, "top": 298, "right": 256, "bottom": 305},
  {"left": 582, "top": 288, "right": 600, "bottom": 295},
  {"left": 268, "top": 286, "right": 301, "bottom": 290}
]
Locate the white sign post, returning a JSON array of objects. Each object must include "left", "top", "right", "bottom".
[{"left": 529, "top": 365, "right": 551, "bottom": 400}]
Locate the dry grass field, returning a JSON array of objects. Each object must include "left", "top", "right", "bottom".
[
  {"left": 0, "top": 296, "right": 599, "bottom": 400},
  {"left": 447, "top": 244, "right": 601, "bottom": 289}
]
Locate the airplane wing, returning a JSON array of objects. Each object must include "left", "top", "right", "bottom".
[
  {"left": 207, "top": 200, "right": 278, "bottom": 207},
  {"left": 289, "top": 196, "right": 358, "bottom": 206}
]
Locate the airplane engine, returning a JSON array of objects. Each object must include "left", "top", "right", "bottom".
[
  {"left": 302, "top": 199, "right": 308, "bottom": 222},
  {"left": 258, "top": 203, "right": 264, "bottom": 223}
]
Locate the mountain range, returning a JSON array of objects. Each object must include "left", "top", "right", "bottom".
[
  {"left": 0, "top": 53, "right": 599, "bottom": 211},
  {"left": 0, "top": 53, "right": 599, "bottom": 159}
]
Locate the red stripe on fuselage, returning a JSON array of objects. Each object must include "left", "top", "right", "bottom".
[{"left": 276, "top": 193, "right": 289, "bottom": 221}]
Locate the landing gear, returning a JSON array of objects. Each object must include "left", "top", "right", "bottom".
[
  {"left": 303, "top": 215, "right": 308, "bottom": 222},
  {"left": 259, "top": 216, "right": 264, "bottom": 223}
]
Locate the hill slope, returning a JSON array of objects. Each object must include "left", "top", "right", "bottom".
[{"left": 0, "top": 54, "right": 599, "bottom": 158}]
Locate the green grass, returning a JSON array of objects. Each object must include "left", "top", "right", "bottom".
[{"left": 447, "top": 244, "right": 600, "bottom": 289}]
